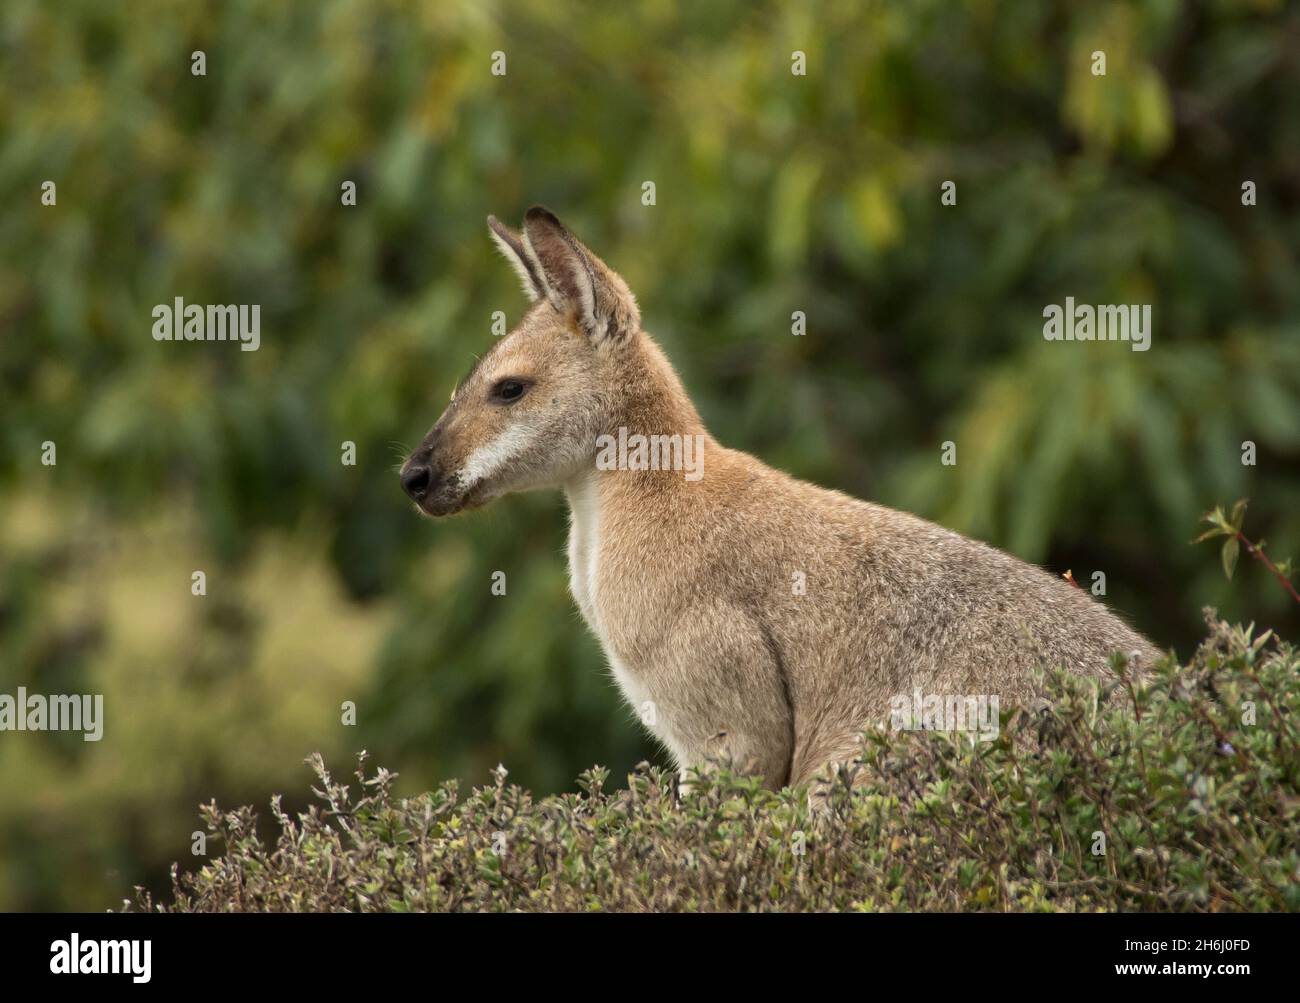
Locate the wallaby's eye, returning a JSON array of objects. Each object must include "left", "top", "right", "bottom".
[{"left": 493, "top": 378, "right": 528, "bottom": 403}]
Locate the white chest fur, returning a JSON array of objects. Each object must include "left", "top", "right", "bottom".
[
  {"left": 563, "top": 476, "right": 653, "bottom": 715},
  {"left": 563, "top": 475, "right": 600, "bottom": 626}
]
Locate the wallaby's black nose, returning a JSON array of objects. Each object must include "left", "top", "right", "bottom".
[{"left": 401, "top": 463, "right": 432, "bottom": 500}]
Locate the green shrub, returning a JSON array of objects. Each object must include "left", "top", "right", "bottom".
[{"left": 134, "top": 613, "right": 1299, "bottom": 912}]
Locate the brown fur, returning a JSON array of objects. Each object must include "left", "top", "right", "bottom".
[{"left": 401, "top": 207, "right": 1161, "bottom": 791}]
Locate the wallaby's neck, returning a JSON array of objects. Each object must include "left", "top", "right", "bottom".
[
  {"left": 563, "top": 331, "right": 717, "bottom": 515},
  {"left": 612, "top": 332, "right": 708, "bottom": 438}
]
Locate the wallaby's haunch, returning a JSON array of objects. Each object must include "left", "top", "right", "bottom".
[{"left": 400, "top": 207, "right": 1161, "bottom": 792}]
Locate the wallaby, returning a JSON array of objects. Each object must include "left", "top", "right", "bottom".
[{"left": 400, "top": 206, "right": 1161, "bottom": 792}]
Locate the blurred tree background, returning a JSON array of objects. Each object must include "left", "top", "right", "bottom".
[{"left": 1, "top": 0, "right": 1298, "bottom": 910}]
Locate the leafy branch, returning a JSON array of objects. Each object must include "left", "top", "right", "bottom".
[{"left": 1195, "top": 499, "right": 1300, "bottom": 605}]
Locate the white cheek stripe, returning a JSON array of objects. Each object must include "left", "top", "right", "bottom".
[{"left": 457, "top": 423, "right": 538, "bottom": 489}]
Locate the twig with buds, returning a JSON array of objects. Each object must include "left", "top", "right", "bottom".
[{"left": 1195, "top": 499, "right": 1300, "bottom": 605}]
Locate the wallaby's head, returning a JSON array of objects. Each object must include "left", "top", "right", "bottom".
[{"left": 400, "top": 207, "right": 641, "bottom": 516}]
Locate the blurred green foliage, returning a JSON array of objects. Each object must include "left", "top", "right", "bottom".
[{"left": 1, "top": 0, "right": 1298, "bottom": 910}]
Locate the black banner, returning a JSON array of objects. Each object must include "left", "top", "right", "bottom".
[{"left": 0, "top": 911, "right": 1289, "bottom": 990}]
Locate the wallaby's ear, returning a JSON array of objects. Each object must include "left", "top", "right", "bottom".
[
  {"left": 487, "top": 215, "right": 544, "bottom": 302},
  {"left": 519, "top": 205, "right": 640, "bottom": 344}
]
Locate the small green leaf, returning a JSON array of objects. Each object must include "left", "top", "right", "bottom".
[
  {"left": 1229, "top": 498, "right": 1249, "bottom": 532},
  {"left": 1221, "top": 537, "right": 1240, "bottom": 580}
]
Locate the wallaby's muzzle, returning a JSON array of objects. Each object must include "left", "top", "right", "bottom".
[{"left": 399, "top": 450, "right": 467, "bottom": 517}]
